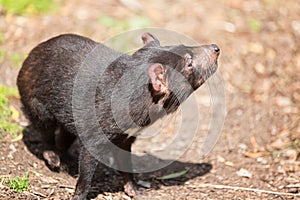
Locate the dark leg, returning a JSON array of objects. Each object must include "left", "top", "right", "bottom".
[
  {"left": 34, "top": 121, "right": 61, "bottom": 169},
  {"left": 112, "top": 136, "right": 136, "bottom": 197},
  {"left": 24, "top": 101, "right": 61, "bottom": 168},
  {"left": 34, "top": 120, "right": 56, "bottom": 146},
  {"left": 55, "top": 126, "right": 76, "bottom": 151},
  {"left": 73, "top": 146, "right": 99, "bottom": 200}
]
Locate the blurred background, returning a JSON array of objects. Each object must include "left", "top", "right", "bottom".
[{"left": 0, "top": 0, "right": 299, "bottom": 199}]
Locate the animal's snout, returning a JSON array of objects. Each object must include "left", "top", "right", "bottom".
[{"left": 209, "top": 44, "right": 220, "bottom": 55}]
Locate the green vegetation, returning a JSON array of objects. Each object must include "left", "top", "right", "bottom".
[
  {"left": 0, "top": 84, "right": 22, "bottom": 137},
  {"left": 0, "top": 30, "right": 6, "bottom": 63},
  {"left": 0, "top": 31, "right": 4, "bottom": 43},
  {"left": 156, "top": 169, "right": 189, "bottom": 180},
  {"left": 0, "top": 49, "right": 25, "bottom": 68},
  {"left": 6, "top": 173, "right": 30, "bottom": 192},
  {"left": 248, "top": 18, "right": 262, "bottom": 32},
  {"left": 9, "top": 53, "right": 26, "bottom": 68},
  {"left": 99, "top": 14, "right": 152, "bottom": 53},
  {"left": 99, "top": 14, "right": 152, "bottom": 32},
  {"left": 0, "top": 0, "right": 58, "bottom": 15},
  {"left": 0, "top": 48, "right": 5, "bottom": 63}
]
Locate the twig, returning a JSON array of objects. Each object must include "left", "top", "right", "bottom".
[
  {"left": 290, "top": 116, "right": 300, "bottom": 130},
  {"left": 194, "top": 183, "right": 300, "bottom": 197},
  {"left": 59, "top": 184, "right": 75, "bottom": 189},
  {"left": 30, "top": 190, "right": 47, "bottom": 198}
]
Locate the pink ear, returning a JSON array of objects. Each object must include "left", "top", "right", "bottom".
[
  {"left": 142, "top": 33, "right": 158, "bottom": 45},
  {"left": 148, "top": 63, "right": 168, "bottom": 93}
]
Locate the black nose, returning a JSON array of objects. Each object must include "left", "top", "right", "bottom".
[{"left": 210, "top": 44, "right": 220, "bottom": 54}]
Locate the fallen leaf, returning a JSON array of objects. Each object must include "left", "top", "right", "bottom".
[
  {"left": 10, "top": 134, "right": 23, "bottom": 142},
  {"left": 244, "top": 151, "right": 266, "bottom": 158},
  {"left": 9, "top": 105, "right": 20, "bottom": 121},
  {"left": 156, "top": 169, "right": 189, "bottom": 180},
  {"left": 225, "top": 161, "right": 235, "bottom": 167},
  {"left": 270, "top": 139, "right": 288, "bottom": 149},
  {"left": 250, "top": 136, "right": 259, "bottom": 152}
]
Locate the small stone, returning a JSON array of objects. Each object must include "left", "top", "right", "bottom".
[
  {"left": 256, "top": 157, "right": 268, "bottom": 165},
  {"left": 9, "top": 144, "right": 17, "bottom": 154},
  {"left": 277, "top": 165, "right": 285, "bottom": 174},
  {"left": 248, "top": 42, "right": 264, "bottom": 54},
  {"left": 254, "top": 63, "right": 266, "bottom": 75},
  {"left": 236, "top": 168, "right": 252, "bottom": 178},
  {"left": 292, "top": 20, "right": 300, "bottom": 36},
  {"left": 282, "top": 149, "right": 298, "bottom": 161},
  {"left": 238, "top": 143, "right": 248, "bottom": 154},
  {"left": 223, "top": 22, "right": 236, "bottom": 33},
  {"left": 217, "top": 155, "right": 226, "bottom": 163},
  {"left": 137, "top": 180, "right": 151, "bottom": 188},
  {"left": 33, "top": 162, "right": 38, "bottom": 168},
  {"left": 236, "top": 109, "right": 243, "bottom": 116},
  {"left": 275, "top": 96, "right": 291, "bottom": 107}
]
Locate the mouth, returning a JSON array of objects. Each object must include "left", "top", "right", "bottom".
[
  {"left": 194, "top": 53, "right": 218, "bottom": 81},
  {"left": 197, "top": 62, "right": 218, "bottom": 83},
  {"left": 205, "top": 63, "right": 218, "bottom": 80}
]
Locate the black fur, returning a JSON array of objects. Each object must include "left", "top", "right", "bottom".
[{"left": 17, "top": 33, "right": 219, "bottom": 199}]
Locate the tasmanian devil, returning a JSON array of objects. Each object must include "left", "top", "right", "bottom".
[{"left": 17, "top": 32, "right": 220, "bottom": 199}]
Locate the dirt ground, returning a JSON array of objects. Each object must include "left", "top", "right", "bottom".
[{"left": 0, "top": 0, "right": 300, "bottom": 199}]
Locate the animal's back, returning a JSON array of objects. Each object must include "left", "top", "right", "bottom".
[{"left": 17, "top": 34, "right": 97, "bottom": 133}]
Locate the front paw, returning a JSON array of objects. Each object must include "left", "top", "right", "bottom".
[
  {"left": 124, "top": 181, "right": 137, "bottom": 197},
  {"left": 43, "top": 150, "right": 60, "bottom": 169}
]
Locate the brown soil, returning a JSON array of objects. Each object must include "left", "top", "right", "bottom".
[{"left": 0, "top": 0, "right": 299, "bottom": 199}]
